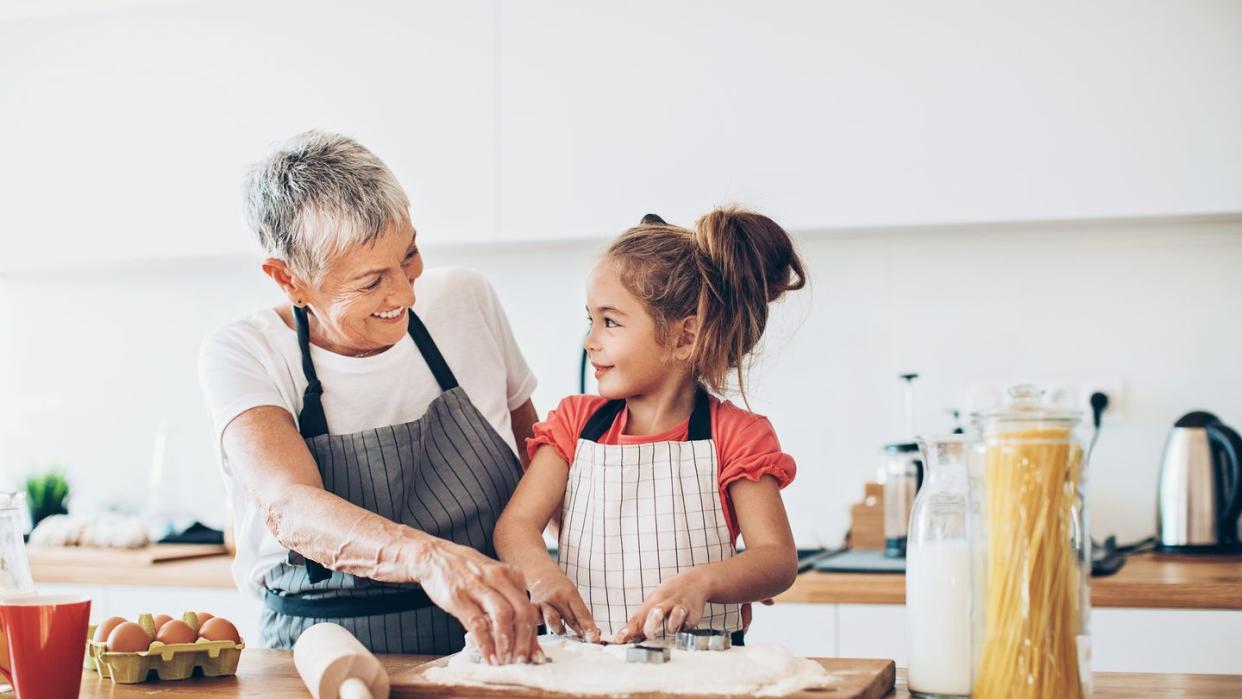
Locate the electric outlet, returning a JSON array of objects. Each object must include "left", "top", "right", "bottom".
[
  {"left": 1081, "top": 377, "right": 1124, "bottom": 425},
  {"left": 1046, "top": 380, "right": 1077, "bottom": 408}
]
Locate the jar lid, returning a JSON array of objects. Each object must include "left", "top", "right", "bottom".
[
  {"left": 971, "top": 384, "right": 1081, "bottom": 424},
  {"left": 0, "top": 491, "right": 26, "bottom": 510},
  {"left": 883, "top": 442, "right": 919, "bottom": 454}
]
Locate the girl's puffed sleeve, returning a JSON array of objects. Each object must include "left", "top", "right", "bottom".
[
  {"left": 525, "top": 395, "right": 606, "bottom": 466},
  {"left": 715, "top": 407, "right": 797, "bottom": 491}
]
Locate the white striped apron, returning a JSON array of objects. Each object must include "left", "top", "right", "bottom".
[{"left": 557, "top": 390, "right": 743, "bottom": 640}]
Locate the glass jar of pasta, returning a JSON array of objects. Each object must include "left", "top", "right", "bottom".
[{"left": 971, "top": 385, "right": 1091, "bottom": 698}]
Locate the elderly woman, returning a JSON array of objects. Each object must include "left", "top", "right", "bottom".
[{"left": 199, "top": 130, "right": 541, "bottom": 663}]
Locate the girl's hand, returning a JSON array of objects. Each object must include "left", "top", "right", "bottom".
[
  {"left": 615, "top": 568, "right": 711, "bottom": 643},
  {"left": 529, "top": 570, "right": 600, "bottom": 642}
]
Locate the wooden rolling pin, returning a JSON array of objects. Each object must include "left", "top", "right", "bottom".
[{"left": 293, "top": 623, "right": 391, "bottom": 699}]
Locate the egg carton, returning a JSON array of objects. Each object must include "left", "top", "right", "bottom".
[{"left": 84, "top": 612, "right": 245, "bottom": 683}]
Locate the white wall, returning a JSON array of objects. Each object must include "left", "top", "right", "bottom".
[{"left": 2, "top": 216, "right": 1240, "bottom": 546}]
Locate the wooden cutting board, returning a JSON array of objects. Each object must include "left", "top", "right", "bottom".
[
  {"left": 389, "top": 657, "right": 895, "bottom": 698},
  {"left": 26, "top": 543, "right": 228, "bottom": 567}
]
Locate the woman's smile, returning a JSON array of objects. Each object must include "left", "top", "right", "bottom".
[{"left": 371, "top": 306, "right": 407, "bottom": 322}]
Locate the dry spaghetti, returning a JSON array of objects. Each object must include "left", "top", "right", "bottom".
[{"left": 973, "top": 426, "right": 1088, "bottom": 699}]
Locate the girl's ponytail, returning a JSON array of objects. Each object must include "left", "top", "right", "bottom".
[{"left": 690, "top": 207, "right": 806, "bottom": 397}]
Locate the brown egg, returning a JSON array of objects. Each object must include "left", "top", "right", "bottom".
[
  {"left": 107, "top": 622, "right": 153, "bottom": 652},
  {"left": 155, "top": 619, "right": 196, "bottom": 645},
  {"left": 197, "top": 617, "right": 241, "bottom": 643},
  {"left": 195, "top": 611, "right": 214, "bottom": 625},
  {"left": 93, "top": 616, "right": 127, "bottom": 643},
  {"left": 152, "top": 614, "right": 173, "bottom": 630}
]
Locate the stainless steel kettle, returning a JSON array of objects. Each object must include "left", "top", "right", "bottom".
[{"left": 1156, "top": 411, "right": 1242, "bottom": 553}]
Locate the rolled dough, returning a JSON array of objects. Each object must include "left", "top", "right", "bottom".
[{"left": 422, "top": 636, "right": 834, "bottom": 696}]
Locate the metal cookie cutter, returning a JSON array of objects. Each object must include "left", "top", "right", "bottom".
[
  {"left": 626, "top": 644, "right": 672, "bottom": 664},
  {"left": 674, "top": 629, "right": 732, "bottom": 651}
]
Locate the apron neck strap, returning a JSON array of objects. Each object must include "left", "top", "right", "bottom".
[
  {"left": 293, "top": 305, "right": 329, "bottom": 439},
  {"left": 405, "top": 309, "right": 460, "bottom": 392},
  {"left": 579, "top": 387, "right": 712, "bottom": 442},
  {"left": 292, "top": 306, "right": 460, "bottom": 439}
]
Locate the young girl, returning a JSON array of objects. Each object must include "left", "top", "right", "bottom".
[{"left": 494, "top": 207, "right": 806, "bottom": 647}]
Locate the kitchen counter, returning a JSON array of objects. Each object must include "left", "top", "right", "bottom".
[
  {"left": 32, "top": 551, "right": 236, "bottom": 588},
  {"left": 34, "top": 551, "right": 1242, "bottom": 610},
  {"left": 77, "top": 649, "right": 1242, "bottom": 697},
  {"left": 778, "top": 552, "right": 1242, "bottom": 609}
]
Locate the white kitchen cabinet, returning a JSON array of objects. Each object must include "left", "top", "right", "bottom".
[
  {"left": 836, "top": 603, "right": 908, "bottom": 666},
  {"left": 1091, "top": 608, "right": 1242, "bottom": 674},
  {"left": 0, "top": 0, "right": 498, "bottom": 271},
  {"left": 37, "top": 582, "right": 263, "bottom": 646},
  {"left": 748, "top": 602, "right": 836, "bottom": 657},
  {"left": 499, "top": 1, "right": 1242, "bottom": 241},
  {"left": 782, "top": 602, "right": 1242, "bottom": 674}
]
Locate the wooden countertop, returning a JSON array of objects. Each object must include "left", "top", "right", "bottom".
[
  {"left": 33, "top": 550, "right": 1242, "bottom": 611},
  {"left": 32, "top": 552, "right": 236, "bottom": 588},
  {"left": 77, "top": 649, "right": 1242, "bottom": 697},
  {"left": 778, "top": 552, "right": 1242, "bottom": 609}
]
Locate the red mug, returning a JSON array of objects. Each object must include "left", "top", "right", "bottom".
[{"left": 0, "top": 594, "right": 91, "bottom": 698}]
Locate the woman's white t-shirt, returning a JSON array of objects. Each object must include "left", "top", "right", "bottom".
[{"left": 198, "top": 267, "right": 536, "bottom": 598}]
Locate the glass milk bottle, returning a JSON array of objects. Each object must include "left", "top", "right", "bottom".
[
  {"left": 906, "top": 436, "right": 972, "bottom": 698},
  {"left": 971, "top": 385, "right": 1091, "bottom": 699}
]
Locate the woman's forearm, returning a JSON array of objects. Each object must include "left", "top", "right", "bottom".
[
  {"left": 263, "top": 483, "right": 441, "bottom": 583},
  {"left": 225, "top": 405, "right": 444, "bottom": 584}
]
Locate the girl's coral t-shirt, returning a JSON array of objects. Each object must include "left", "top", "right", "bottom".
[{"left": 526, "top": 394, "right": 796, "bottom": 543}]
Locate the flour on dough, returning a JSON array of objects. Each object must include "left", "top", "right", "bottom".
[{"left": 422, "top": 636, "right": 834, "bottom": 696}]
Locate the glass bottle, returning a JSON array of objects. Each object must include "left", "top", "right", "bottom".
[
  {"left": 906, "top": 435, "right": 972, "bottom": 698},
  {"left": 0, "top": 492, "right": 34, "bottom": 595},
  {"left": 1, "top": 491, "right": 35, "bottom": 695},
  {"left": 971, "top": 385, "right": 1091, "bottom": 699}
]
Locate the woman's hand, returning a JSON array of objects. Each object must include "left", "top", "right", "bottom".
[
  {"left": 615, "top": 568, "right": 711, "bottom": 643},
  {"left": 529, "top": 570, "right": 600, "bottom": 642},
  {"left": 415, "top": 538, "right": 544, "bottom": 665}
]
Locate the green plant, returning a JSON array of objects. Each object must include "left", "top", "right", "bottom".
[{"left": 25, "top": 470, "right": 70, "bottom": 527}]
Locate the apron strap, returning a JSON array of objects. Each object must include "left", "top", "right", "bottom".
[
  {"left": 405, "top": 309, "right": 460, "bottom": 391},
  {"left": 578, "top": 399, "right": 625, "bottom": 442},
  {"left": 293, "top": 305, "right": 330, "bottom": 440},
  {"left": 579, "top": 387, "right": 713, "bottom": 442},
  {"left": 687, "top": 387, "right": 712, "bottom": 441},
  {"left": 290, "top": 304, "right": 459, "bottom": 584}
]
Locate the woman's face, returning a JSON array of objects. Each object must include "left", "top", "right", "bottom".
[
  {"left": 584, "top": 260, "right": 689, "bottom": 399},
  {"left": 300, "top": 218, "right": 424, "bottom": 355}
]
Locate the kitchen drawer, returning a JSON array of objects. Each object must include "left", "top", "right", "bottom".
[
  {"left": 747, "top": 602, "right": 836, "bottom": 657},
  {"left": 837, "top": 604, "right": 908, "bottom": 666},
  {"left": 1091, "top": 607, "right": 1242, "bottom": 674}
]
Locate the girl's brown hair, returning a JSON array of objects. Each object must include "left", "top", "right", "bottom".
[{"left": 606, "top": 206, "right": 806, "bottom": 398}]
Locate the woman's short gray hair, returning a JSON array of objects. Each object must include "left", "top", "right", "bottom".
[{"left": 243, "top": 130, "right": 410, "bottom": 282}]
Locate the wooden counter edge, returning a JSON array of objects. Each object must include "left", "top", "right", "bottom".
[
  {"left": 779, "top": 553, "right": 1242, "bottom": 610},
  {"left": 77, "top": 649, "right": 1242, "bottom": 698},
  {"left": 32, "top": 553, "right": 237, "bottom": 588}
]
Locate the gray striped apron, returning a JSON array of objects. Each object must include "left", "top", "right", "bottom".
[{"left": 260, "top": 305, "right": 523, "bottom": 654}]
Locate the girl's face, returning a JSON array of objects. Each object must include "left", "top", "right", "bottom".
[
  {"left": 584, "top": 260, "right": 691, "bottom": 399},
  {"left": 298, "top": 219, "right": 424, "bottom": 355}
]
